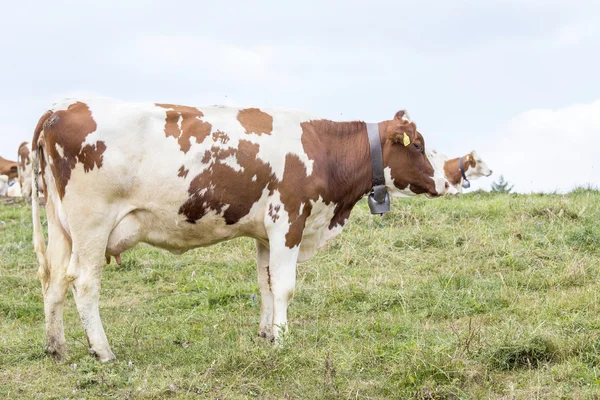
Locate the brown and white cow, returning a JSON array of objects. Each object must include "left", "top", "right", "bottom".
[
  {"left": 32, "top": 97, "right": 454, "bottom": 361},
  {"left": 0, "top": 155, "right": 18, "bottom": 180},
  {"left": 18, "top": 141, "right": 33, "bottom": 198},
  {"left": 429, "top": 149, "right": 493, "bottom": 192}
]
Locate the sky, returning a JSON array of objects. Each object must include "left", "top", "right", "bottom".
[{"left": 1, "top": 0, "right": 599, "bottom": 193}]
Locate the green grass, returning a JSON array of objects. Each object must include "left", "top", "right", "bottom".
[{"left": 1, "top": 190, "right": 600, "bottom": 399}]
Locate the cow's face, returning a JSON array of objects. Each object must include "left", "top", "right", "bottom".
[
  {"left": 382, "top": 110, "right": 453, "bottom": 197},
  {"left": 466, "top": 151, "right": 493, "bottom": 178}
]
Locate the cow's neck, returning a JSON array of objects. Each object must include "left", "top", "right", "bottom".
[
  {"left": 306, "top": 120, "right": 384, "bottom": 227},
  {"left": 443, "top": 156, "right": 469, "bottom": 185}
]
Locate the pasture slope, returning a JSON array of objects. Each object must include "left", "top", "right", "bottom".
[{"left": 1, "top": 189, "right": 600, "bottom": 399}]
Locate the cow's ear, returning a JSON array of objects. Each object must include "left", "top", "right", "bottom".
[
  {"left": 389, "top": 110, "right": 416, "bottom": 146},
  {"left": 468, "top": 153, "right": 476, "bottom": 167},
  {"left": 388, "top": 125, "right": 415, "bottom": 146},
  {"left": 394, "top": 110, "right": 411, "bottom": 122}
]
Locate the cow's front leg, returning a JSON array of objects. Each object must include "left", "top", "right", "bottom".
[
  {"left": 263, "top": 193, "right": 308, "bottom": 344},
  {"left": 255, "top": 240, "right": 274, "bottom": 340},
  {"left": 268, "top": 243, "right": 300, "bottom": 343}
]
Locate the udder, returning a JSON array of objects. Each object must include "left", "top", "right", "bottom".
[{"left": 105, "top": 212, "right": 142, "bottom": 264}]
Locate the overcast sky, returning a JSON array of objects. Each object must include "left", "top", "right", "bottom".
[{"left": 1, "top": 0, "right": 599, "bottom": 193}]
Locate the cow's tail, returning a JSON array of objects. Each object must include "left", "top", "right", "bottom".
[{"left": 32, "top": 110, "right": 52, "bottom": 290}]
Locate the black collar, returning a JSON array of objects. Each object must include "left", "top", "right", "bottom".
[
  {"left": 366, "top": 123, "right": 390, "bottom": 215},
  {"left": 459, "top": 157, "right": 471, "bottom": 189}
]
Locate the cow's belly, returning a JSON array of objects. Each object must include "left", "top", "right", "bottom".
[
  {"left": 104, "top": 186, "right": 269, "bottom": 257},
  {"left": 69, "top": 163, "right": 344, "bottom": 263},
  {"left": 106, "top": 204, "right": 266, "bottom": 256}
]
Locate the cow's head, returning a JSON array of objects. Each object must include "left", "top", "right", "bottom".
[
  {"left": 382, "top": 110, "right": 454, "bottom": 197},
  {"left": 464, "top": 151, "right": 493, "bottom": 178}
]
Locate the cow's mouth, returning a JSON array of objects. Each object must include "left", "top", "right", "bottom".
[{"left": 409, "top": 184, "right": 439, "bottom": 198}]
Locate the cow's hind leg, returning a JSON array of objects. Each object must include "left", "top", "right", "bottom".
[
  {"left": 256, "top": 240, "right": 274, "bottom": 340},
  {"left": 68, "top": 220, "right": 115, "bottom": 362},
  {"left": 41, "top": 206, "right": 72, "bottom": 360}
]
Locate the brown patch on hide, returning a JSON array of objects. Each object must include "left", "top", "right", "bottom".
[
  {"left": 179, "top": 139, "right": 276, "bottom": 225},
  {"left": 201, "top": 150, "right": 212, "bottom": 164},
  {"left": 41, "top": 102, "right": 105, "bottom": 199},
  {"left": 237, "top": 108, "right": 273, "bottom": 136},
  {"left": 268, "top": 204, "right": 281, "bottom": 222},
  {"left": 178, "top": 166, "right": 189, "bottom": 178},
  {"left": 212, "top": 130, "right": 230, "bottom": 144},
  {"left": 156, "top": 104, "right": 212, "bottom": 153}
]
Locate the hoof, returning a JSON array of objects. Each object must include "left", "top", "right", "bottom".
[
  {"left": 89, "top": 348, "right": 116, "bottom": 363},
  {"left": 45, "top": 346, "right": 66, "bottom": 361},
  {"left": 258, "top": 331, "right": 275, "bottom": 343},
  {"left": 45, "top": 340, "right": 66, "bottom": 361}
]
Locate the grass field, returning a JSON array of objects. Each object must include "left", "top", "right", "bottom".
[{"left": 1, "top": 190, "right": 600, "bottom": 399}]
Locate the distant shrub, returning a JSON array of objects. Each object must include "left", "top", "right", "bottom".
[{"left": 491, "top": 175, "right": 514, "bottom": 193}]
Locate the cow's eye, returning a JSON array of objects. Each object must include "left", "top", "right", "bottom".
[{"left": 413, "top": 143, "right": 423, "bottom": 153}]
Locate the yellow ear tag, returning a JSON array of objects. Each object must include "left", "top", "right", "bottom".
[{"left": 402, "top": 132, "right": 411, "bottom": 147}]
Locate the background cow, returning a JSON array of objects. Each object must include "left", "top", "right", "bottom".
[
  {"left": 18, "top": 141, "right": 32, "bottom": 198},
  {"left": 429, "top": 149, "right": 493, "bottom": 192},
  {"left": 32, "top": 97, "right": 453, "bottom": 362}
]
